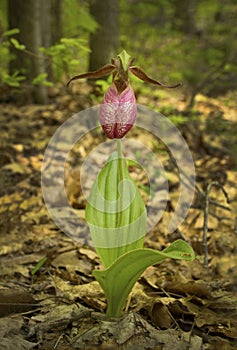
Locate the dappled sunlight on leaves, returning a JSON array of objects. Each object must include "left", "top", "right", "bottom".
[{"left": 0, "top": 87, "right": 237, "bottom": 348}]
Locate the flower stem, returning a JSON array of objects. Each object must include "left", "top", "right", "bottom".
[{"left": 117, "top": 139, "right": 123, "bottom": 158}]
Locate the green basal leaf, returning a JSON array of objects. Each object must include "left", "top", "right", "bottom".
[
  {"left": 86, "top": 141, "right": 147, "bottom": 268},
  {"left": 93, "top": 239, "right": 195, "bottom": 318},
  {"left": 117, "top": 50, "right": 132, "bottom": 72}
]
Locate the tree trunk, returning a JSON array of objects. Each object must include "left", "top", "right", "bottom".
[
  {"left": 172, "top": 0, "right": 198, "bottom": 36},
  {"left": 89, "top": 0, "right": 119, "bottom": 71},
  {"left": 50, "top": 0, "right": 62, "bottom": 45},
  {"left": 8, "top": 0, "right": 49, "bottom": 104}
]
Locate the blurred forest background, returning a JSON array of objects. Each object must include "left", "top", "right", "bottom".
[{"left": 0, "top": 0, "right": 237, "bottom": 106}]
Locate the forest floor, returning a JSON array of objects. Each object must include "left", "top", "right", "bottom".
[{"left": 0, "top": 83, "right": 237, "bottom": 350}]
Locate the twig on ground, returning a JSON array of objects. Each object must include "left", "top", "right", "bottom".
[{"left": 202, "top": 181, "right": 230, "bottom": 268}]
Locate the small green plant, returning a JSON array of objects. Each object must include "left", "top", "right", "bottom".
[
  {"left": 32, "top": 73, "right": 53, "bottom": 87},
  {"left": 0, "top": 28, "right": 26, "bottom": 87},
  {"left": 30, "top": 256, "right": 47, "bottom": 276},
  {"left": 40, "top": 37, "right": 90, "bottom": 80},
  {"left": 68, "top": 50, "right": 194, "bottom": 318},
  {"left": 0, "top": 28, "right": 90, "bottom": 88}
]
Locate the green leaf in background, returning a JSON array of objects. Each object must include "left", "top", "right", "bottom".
[
  {"left": 32, "top": 73, "right": 53, "bottom": 86},
  {"left": 2, "top": 71, "right": 26, "bottom": 87},
  {"left": 93, "top": 239, "right": 195, "bottom": 318},
  {"left": 10, "top": 38, "right": 26, "bottom": 51},
  {"left": 86, "top": 140, "right": 147, "bottom": 268},
  {"left": 2, "top": 28, "right": 20, "bottom": 37}
]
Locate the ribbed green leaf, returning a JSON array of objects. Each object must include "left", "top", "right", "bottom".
[
  {"left": 93, "top": 239, "right": 195, "bottom": 318},
  {"left": 86, "top": 142, "right": 146, "bottom": 268}
]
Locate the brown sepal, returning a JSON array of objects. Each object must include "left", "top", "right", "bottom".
[
  {"left": 67, "top": 63, "right": 116, "bottom": 86},
  {"left": 129, "top": 66, "right": 181, "bottom": 88}
]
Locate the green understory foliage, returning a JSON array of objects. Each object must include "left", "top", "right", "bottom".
[
  {"left": 0, "top": 0, "right": 96, "bottom": 88},
  {"left": 119, "top": 0, "right": 237, "bottom": 104}
]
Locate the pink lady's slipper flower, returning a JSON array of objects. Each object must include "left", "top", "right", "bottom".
[
  {"left": 67, "top": 50, "right": 181, "bottom": 139},
  {"left": 99, "top": 83, "right": 136, "bottom": 139}
]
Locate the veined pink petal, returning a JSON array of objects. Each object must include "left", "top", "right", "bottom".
[{"left": 99, "top": 83, "right": 136, "bottom": 139}]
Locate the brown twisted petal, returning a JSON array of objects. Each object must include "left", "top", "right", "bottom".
[
  {"left": 129, "top": 66, "right": 181, "bottom": 88},
  {"left": 67, "top": 64, "right": 116, "bottom": 86}
]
